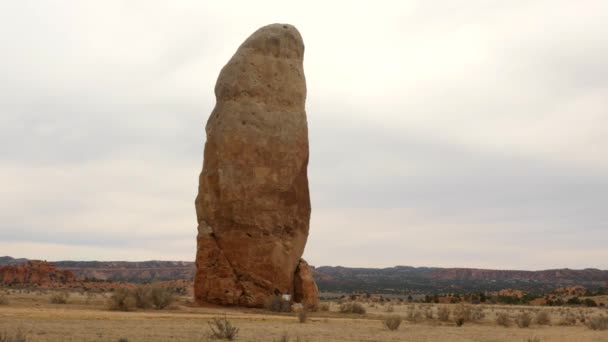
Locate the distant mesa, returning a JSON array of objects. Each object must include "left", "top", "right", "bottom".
[
  {"left": 0, "top": 260, "right": 74, "bottom": 286},
  {"left": 193, "top": 23, "right": 318, "bottom": 309}
]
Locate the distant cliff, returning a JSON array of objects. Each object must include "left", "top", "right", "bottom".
[
  {"left": 313, "top": 266, "right": 608, "bottom": 294},
  {"left": 2, "top": 257, "right": 607, "bottom": 294},
  {"left": 0, "top": 260, "right": 75, "bottom": 286},
  {"left": 53, "top": 260, "right": 195, "bottom": 283}
]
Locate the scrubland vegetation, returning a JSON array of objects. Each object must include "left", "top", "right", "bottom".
[{"left": 0, "top": 287, "right": 607, "bottom": 341}]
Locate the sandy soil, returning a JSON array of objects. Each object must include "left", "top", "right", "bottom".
[{"left": 0, "top": 289, "right": 606, "bottom": 342}]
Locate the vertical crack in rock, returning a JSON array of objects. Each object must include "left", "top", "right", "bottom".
[{"left": 194, "top": 23, "right": 318, "bottom": 308}]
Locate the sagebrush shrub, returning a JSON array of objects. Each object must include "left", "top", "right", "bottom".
[
  {"left": 339, "top": 302, "right": 366, "bottom": 314},
  {"left": 438, "top": 306, "right": 450, "bottom": 322},
  {"left": 453, "top": 304, "right": 472, "bottom": 322},
  {"left": 297, "top": 310, "right": 307, "bottom": 323},
  {"left": 0, "top": 294, "right": 8, "bottom": 306},
  {"left": 382, "top": 315, "right": 402, "bottom": 331},
  {"left": 496, "top": 312, "right": 511, "bottom": 327},
  {"left": 208, "top": 316, "right": 239, "bottom": 340},
  {"left": 586, "top": 316, "right": 608, "bottom": 331},
  {"left": 0, "top": 329, "right": 27, "bottom": 342},
  {"left": 49, "top": 292, "right": 69, "bottom": 304},
  {"left": 107, "top": 288, "right": 136, "bottom": 311},
  {"left": 133, "top": 285, "right": 152, "bottom": 309},
  {"left": 266, "top": 295, "right": 291, "bottom": 312},
  {"left": 558, "top": 313, "right": 576, "bottom": 326},
  {"left": 470, "top": 306, "right": 485, "bottom": 321},
  {"left": 150, "top": 284, "right": 174, "bottom": 309},
  {"left": 516, "top": 312, "right": 532, "bottom": 328},
  {"left": 535, "top": 311, "right": 551, "bottom": 325}
]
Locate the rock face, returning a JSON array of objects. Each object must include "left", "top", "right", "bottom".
[
  {"left": 293, "top": 259, "right": 319, "bottom": 310},
  {"left": 0, "top": 261, "right": 75, "bottom": 286},
  {"left": 194, "top": 23, "right": 318, "bottom": 308}
]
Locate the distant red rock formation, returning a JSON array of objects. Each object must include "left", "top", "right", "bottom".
[{"left": 0, "top": 260, "right": 75, "bottom": 286}]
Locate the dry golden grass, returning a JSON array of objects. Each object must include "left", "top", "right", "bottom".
[{"left": 0, "top": 289, "right": 607, "bottom": 341}]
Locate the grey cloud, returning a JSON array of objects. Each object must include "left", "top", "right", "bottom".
[{"left": 0, "top": 1, "right": 606, "bottom": 268}]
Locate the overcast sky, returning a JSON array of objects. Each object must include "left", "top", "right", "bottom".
[{"left": 1, "top": 1, "right": 606, "bottom": 270}]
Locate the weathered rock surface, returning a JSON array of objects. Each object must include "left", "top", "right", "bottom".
[
  {"left": 0, "top": 261, "right": 75, "bottom": 286},
  {"left": 194, "top": 23, "right": 317, "bottom": 307},
  {"left": 293, "top": 259, "right": 319, "bottom": 310}
]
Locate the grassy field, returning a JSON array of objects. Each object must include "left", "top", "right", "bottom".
[{"left": 0, "top": 289, "right": 607, "bottom": 341}]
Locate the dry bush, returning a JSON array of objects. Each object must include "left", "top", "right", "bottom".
[
  {"left": 318, "top": 302, "right": 330, "bottom": 311},
  {"left": 406, "top": 307, "right": 422, "bottom": 322},
  {"left": 438, "top": 306, "right": 450, "bottom": 322},
  {"left": 496, "top": 312, "right": 512, "bottom": 327},
  {"left": 49, "top": 292, "right": 69, "bottom": 304},
  {"left": 117, "top": 338, "right": 129, "bottom": 342},
  {"left": 150, "top": 284, "right": 174, "bottom": 309},
  {"left": 266, "top": 295, "right": 291, "bottom": 312},
  {"left": 382, "top": 315, "right": 403, "bottom": 331},
  {"left": 208, "top": 316, "right": 239, "bottom": 340},
  {"left": 526, "top": 337, "right": 541, "bottom": 342},
  {"left": 0, "top": 294, "right": 8, "bottom": 306},
  {"left": 470, "top": 306, "right": 485, "bottom": 321},
  {"left": 133, "top": 285, "right": 152, "bottom": 309},
  {"left": 586, "top": 316, "right": 608, "bottom": 331},
  {"left": 339, "top": 302, "right": 366, "bottom": 314},
  {"left": 453, "top": 304, "right": 472, "bottom": 322},
  {"left": 0, "top": 329, "right": 27, "bottom": 342},
  {"left": 297, "top": 310, "right": 308, "bottom": 323},
  {"left": 107, "top": 288, "right": 136, "bottom": 311},
  {"left": 516, "top": 312, "right": 532, "bottom": 328},
  {"left": 273, "top": 332, "right": 303, "bottom": 342},
  {"left": 424, "top": 308, "right": 434, "bottom": 319},
  {"left": 535, "top": 311, "right": 551, "bottom": 325},
  {"left": 385, "top": 304, "right": 394, "bottom": 313},
  {"left": 558, "top": 313, "right": 576, "bottom": 326},
  {"left": 455, "top": 317, "right": 465, "bottom": 327}
]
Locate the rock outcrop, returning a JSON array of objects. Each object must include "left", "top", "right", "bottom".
[
  {"left": 194, "top": 23, "right": 318, "bottom": 307},
  {"left": 0, "top": 261, "right": 75, "bottom": 286}
]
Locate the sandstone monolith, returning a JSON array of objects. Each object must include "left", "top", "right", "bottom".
[{"left": 194, "top": 23, "right": 318, "bottom": 308}]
